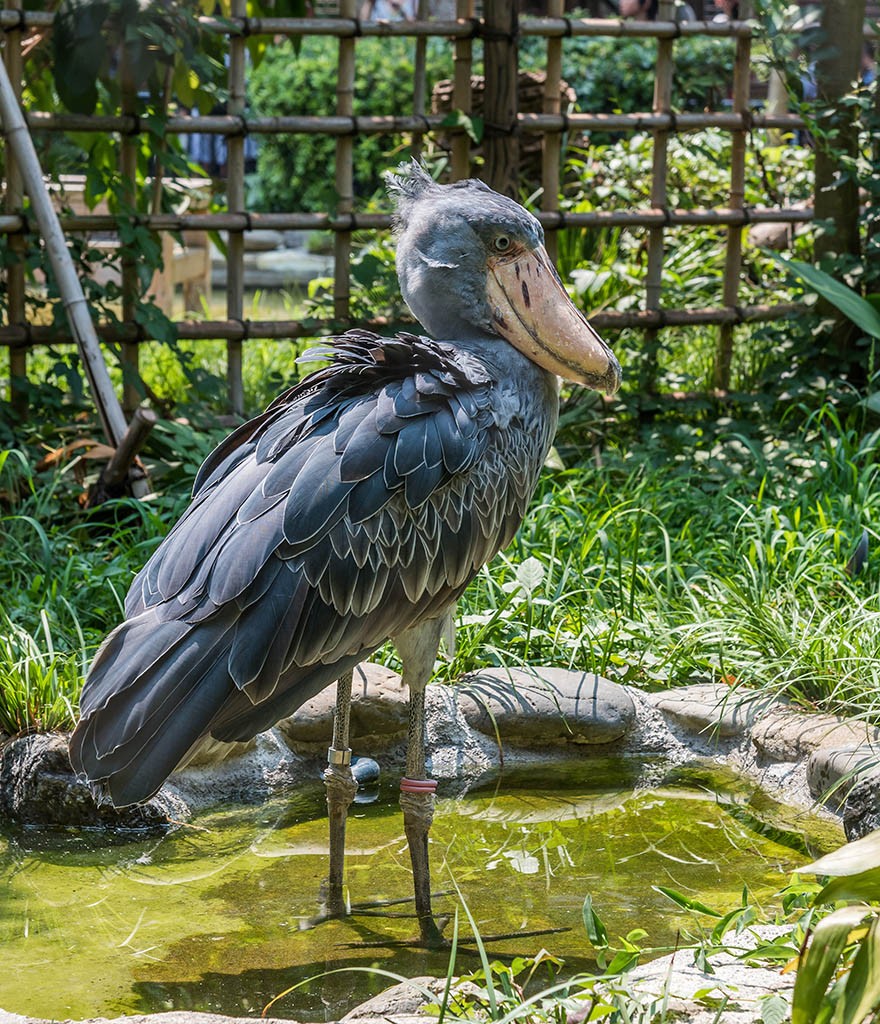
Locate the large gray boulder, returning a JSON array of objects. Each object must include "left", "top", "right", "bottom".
[
  {"left": 0, "top": 732, "right": 179, "bottom": 829},
  {"left": 456, "top": 666, "right": 636, "bottom": 746}
]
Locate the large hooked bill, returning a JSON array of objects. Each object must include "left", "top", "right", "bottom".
[{"left": 486, "top": 244, "right": 622, "bottom": 395}]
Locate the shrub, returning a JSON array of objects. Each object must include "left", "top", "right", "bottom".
[{"left": 248, "top": 36, "right": 452, "bottom": 212}]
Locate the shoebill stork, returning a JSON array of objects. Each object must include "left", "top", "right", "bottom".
[{"left": 69, "top": 163, "right": 621, "bottom": 947}]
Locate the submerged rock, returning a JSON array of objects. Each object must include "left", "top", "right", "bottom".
[{"left": 0, "top": 733, "right": 179, "bottom": 830}]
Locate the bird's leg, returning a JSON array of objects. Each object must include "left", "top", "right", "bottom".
[
  {"left": 323, "top": 669, "right": 357, "bottom": 917},
  {"left": 395, "top": 616, "right": 449, "bottom": 949}
]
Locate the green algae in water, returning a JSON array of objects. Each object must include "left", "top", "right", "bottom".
[{"left": 0, "top": 758, "right": 842, "bottom": 1021}]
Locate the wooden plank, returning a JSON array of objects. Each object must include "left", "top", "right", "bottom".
[{"left": 412, "top": 0, "right": 429, "bottom": 162}]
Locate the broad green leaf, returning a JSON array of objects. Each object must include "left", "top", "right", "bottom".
[
  {"left": 760, "top": 992, "right": 789, "bottom": 1024},
  {"left": 804, "top": 832, "right": 880, "bottom": 878},
  {"left": 653, "top": 885, "right": 723, "bottom": 917},
  {"left": 770, "top": 253, "right": 880, "bottom": 340},
  {"left": 792, "top": 906, "right": 869, "bottom": 1024},
  {"left": 516, "top": 557, "right": 545, "bottom": 596},
  {"left": 582, "top": 894, "right": 609, "bottom": 948},
  {"left": 815, "top": 867, "right": 880, "bottom": 904},
  {"left": 841, "top": 915, "right": 880, "bottom": 1024}
]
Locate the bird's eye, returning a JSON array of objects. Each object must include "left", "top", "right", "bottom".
[{"left": 494, "top": 235, "right": 511, "bottom": 252}]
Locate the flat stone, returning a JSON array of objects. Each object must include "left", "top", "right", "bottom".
[
  {"left": 455, "top": 667, "right": 635, "bottom": 746},
  {"left": 0, "top": 733, "right": 180, "bottom": 830},
  {"left": 752, "top": 710, "right": 879, "bottom": 763},
  {"left": 276, "top": 662, "right": 409, "bottom": 754},
  {"left": 652, "top": 684, "right": 773, "bottom": 739},
  {"left": 621, "top": 925, "right": 794, "bottom": 1023}
]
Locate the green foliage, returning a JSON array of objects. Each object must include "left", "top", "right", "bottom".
[
  {"left": 792, "top": 831, "right": 880, "bottom": 1024},
  {"left": 248, "top": 35, "right": 452, "bottom": 212},
  {"left": 519, "top": 32, "right": 735, "bottom": 132}
]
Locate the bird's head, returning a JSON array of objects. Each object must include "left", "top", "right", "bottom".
[{"left": 386, "top": 162, "right": 621, "bottom": 395}]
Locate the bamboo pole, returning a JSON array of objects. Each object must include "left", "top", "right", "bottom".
[
  {"left": 641, "top": 0, "right": 674, "bottom": 405},
  {"left": 24, "top": 110, "right": 806, "bottom": 137},
  {"left": 0, "top": 204, "right": 814, "bottom": 236},
  {"left": 714, "top": 1, "right": 751, "bottom": 391},
  {"left": 334, "top": 0, "right": 357, "bottom": 323},
  {"left": 0, "top": 53, "right": 128, "bottom": 449},
  {"left": 451, "top": 0, "right": 474, "bottom": 181},
  {"left": 226, "top": 0, "right": 247, "bottom": 416},
  {"left": 4, "top": 0, "right": 27, "bottom": 416},
  {"left": 541, "top": 0, "right": 564, "bottom": 263},
  {"left": 0, "top": 10, "right": 761, "bottom": 38},
  {"left": 483, "top": 0, "right": 519, "bottom": 197},
  {"left": 119, "top": 45, "right": 140, "bottom": 416},
  {"left": 412, "top": 0, "right": 429, "bottom": 162},
  {"left": 0, "top": 303, "right": 810, "bottom": 348}
]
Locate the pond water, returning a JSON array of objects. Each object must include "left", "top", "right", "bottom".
[{"left": 0, "top": 758, "right": 842, "bottom": 1022}]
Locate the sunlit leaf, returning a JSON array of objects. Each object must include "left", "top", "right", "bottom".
[
  {"left": 841, "top": 915, "right": 880, "bottom": 1024},
  {"left": 582, "top": 894, "right": 608, "bottom": 948},
  {"left": 792, "top": 906, "right": 870, "bottom": 1024},
  {"left": 769, "top": 253, "right": 880, "bottom": 340},
  {"left": 653, "top": 886, "right": 723, "bottom": 917},
  {"left": 803, "top": 831, "right": 880, "bottom": 877}
]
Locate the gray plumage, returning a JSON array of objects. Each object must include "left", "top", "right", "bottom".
[{"left": 69, "top": 163, "right": 620, "bottom": 810}]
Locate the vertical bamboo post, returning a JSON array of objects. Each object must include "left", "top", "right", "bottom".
[
  {"left": 119, "top": 45, "right": 140, "bottom": 416},
  {"left": 451, "top": 0, "right": 474, "bottom": 181},
  {"left": 226, "top": 0, "right": 247, "bottom": 416},
  {"left": 334, "top": 0, "right": 356, "bottom": 323},
  {"left": 541, "top": 0, "right": 564, "bottom": 263},
  {"left": 641, "top": 0, "right": 674, "bottom": 405},
  {"left": 483, "top": 0, "right": 518, "bottom": 197},
  {"left": 412, "top": 0, "right": 429, "bottom": 162},
  {"left": 4, "top": 0, "right": 27, "bottom": 415},
  {"left": 714, "top": 1, "right": 751, "bottom": 391}
]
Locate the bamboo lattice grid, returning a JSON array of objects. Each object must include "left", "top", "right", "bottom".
[{"left": 0, "top": 2, "right": 810, "bottom": 419}]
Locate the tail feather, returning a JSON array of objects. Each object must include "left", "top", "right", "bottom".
[{"left": 70, "top": 613, "right": 238, "bottom": 806}]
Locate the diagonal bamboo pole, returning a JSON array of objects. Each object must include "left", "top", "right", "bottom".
[
  {"left": 0, "top": 53, "right": 150, "bottom": 496},
  {"left": 4, "top": 0, "right": 26, "bottom": 417}
]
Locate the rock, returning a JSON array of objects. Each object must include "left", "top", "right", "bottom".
[
  {"left": 616, "top": 924, "right": 794, "bottom": 1023},
  {"left": 652, "top": 684, "right": 774, "bottom": 740},
  {"left": 807, "top": 745, "right": 880, "bottom": 805},
  {"left": 456, "top": 667, "right": 635, "bottom": 746},
  {"left": 276, "top": 663, "right": 409, "bottom": 754},
  {"left": 843, "top": 774, "right": 880, "bottom": 840},
  {"left": 243, "top": 229, "right": 283, "bottom": 251},
  {"left": 0, "top": 733, "right": 179, "bottom": 830},
  {"left": 342, "top": 977, "right": 440, "bottom": 1022},
  {"left": 167, "top": 729, "right": 310, "bottom": 810},
  {"left": 752, "top": 710, "right": 879, "bottom": 764},
  {"left": 351, "top": 755, "right": 381, "bottom": 786}
]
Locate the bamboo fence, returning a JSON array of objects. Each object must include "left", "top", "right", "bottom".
[{"left": 0, "top": 2, "right": 812, "bottom": 421}]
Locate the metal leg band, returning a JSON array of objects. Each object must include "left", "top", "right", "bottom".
[{"left": 328, "top": 746, "right": 352, "bottom": 766}]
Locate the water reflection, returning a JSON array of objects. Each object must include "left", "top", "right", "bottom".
[{"left": 0, "top": 757, "right": 842, "bottom": 1021}]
